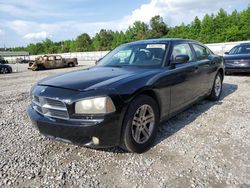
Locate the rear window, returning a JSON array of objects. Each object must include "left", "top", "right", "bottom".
[
  {"left": 192, "top": 44, "right": 209, "bottom": 60},
  {"left": 229, "top": 45, "right": 250, "bottom": 54}
]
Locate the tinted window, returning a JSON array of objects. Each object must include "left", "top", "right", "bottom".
[
  {"left": 98, "top": 43, "right": 167, "bottom": 67},
  {"left": 192, "top": 44, "right": 209, "bottom": 60},
  {"left": 229, "top": 45, "right": 250, "bottom": 54},
  {"left": 171, "top": 43, "right": 194, "bottom": 62}
]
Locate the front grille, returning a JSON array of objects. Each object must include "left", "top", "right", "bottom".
[{"left": 32, "top": 96, "right": 69, "bottom": 119}]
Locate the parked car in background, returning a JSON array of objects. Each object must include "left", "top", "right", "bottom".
[
  {"left": 224, "top": 43, "right": 250, "bottom": 73},
  {"left": 0, "top": 56, "right": 8, "bottom": 64},
  {"left": 0, "top": 64, "right": 12, "bottom": 74},
  {"left": 28, "top": 55, "right": 78, "bottom": 71},
  {"left": 16, "top": 58, "right": 32, "bottom": 64},
  {"left": 28, "top": 39, "right": 224, "bottom": 153}
]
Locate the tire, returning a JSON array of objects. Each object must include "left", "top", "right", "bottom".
[
  {"left": 38, "top": 65, "right": 45, "bottom": 71},
  {"left": 209, "top": 72, "right": 223, "bottom": 101},
  {"left": 121, "top": 95, "right": 159, "bottom": 153},
  {"left": 0, "top": 67, "right": 9, "bottom": 74},
  {"left": 68, "top": 63, "right": 74, "bottom": 67}
]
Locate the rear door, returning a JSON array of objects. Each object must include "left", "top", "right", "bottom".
[{"left": 191, "top": 43, "right": 213, "bottom": 94}]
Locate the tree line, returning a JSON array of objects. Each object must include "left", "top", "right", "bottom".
[{"left": 7, "top": 7, "right": 250, "bottom": 55}]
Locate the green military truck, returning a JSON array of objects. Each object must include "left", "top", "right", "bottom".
[{"left": 28, "top": 55, "right": 78, "bottom": 71}]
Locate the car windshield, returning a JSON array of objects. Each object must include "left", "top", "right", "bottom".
[
  {"left": 229, "top": 45, "right": 250, "bottom": 55},
  {"left": 97, "top": 43, "right": 167, "bottom": 67}
]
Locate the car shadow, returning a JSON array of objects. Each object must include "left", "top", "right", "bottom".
[
  {"left": 94, "top": 83, "right": 238, "bottom": 154},
  {"left": 153, "top": 82, "right": 238, "bottom": 148},
  {"left": 226, "top": 72, "right": 250, "bottom": 77}
]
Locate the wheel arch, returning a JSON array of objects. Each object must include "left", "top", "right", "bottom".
[
  {"left": 218, "top": 68, "right": 224, "bottom": 81},
  {"left": 137, "top": 89, "right": 161, "bottom": 119},
  {"left": 118, "top": 88, "right": 162, "bottom": 144},
  {"left": 124, "top": 88, "right": 162, "bottom": 121}
]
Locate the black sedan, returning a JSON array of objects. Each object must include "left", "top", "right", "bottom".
[
  {"left": 224, "top": 43, "right": 250, "bottom": 73},
  {"left": 0, "top": 64, "right": 12, "bottom": 74},
  {"left": 27, "top": 39, "right": 224, "bottom": 153}
]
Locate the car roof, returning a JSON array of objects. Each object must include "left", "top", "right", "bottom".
[{"left": 128, "top": 38, "right": 199, "bottom": 45}]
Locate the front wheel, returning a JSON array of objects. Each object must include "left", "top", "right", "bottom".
[
  {"left": 0, "top": 67, "right": 9, "bottom": 74},
  {"left": 209, "top": 72, "right": 223, "bottom": 101},
  {"left": 121, "top": 95, "right": 159, "bottom": 153}
]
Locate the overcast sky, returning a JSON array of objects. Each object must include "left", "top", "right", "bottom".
[{"left": 0, "top": 0, "right": 249, "bottom": 47}]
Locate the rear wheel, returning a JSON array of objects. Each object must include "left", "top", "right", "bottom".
[
  {"left": 121, "top": 95, "right": 159, "bottom": 153},
  {"left": 209, "top": 72, "right": 222, "bottom": 101},
  {"left": 68, "top": 63, "right": 75, "bottom": 67}
]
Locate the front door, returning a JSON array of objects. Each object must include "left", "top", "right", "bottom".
[{"left": 168, "top": 42, "right": 200, "bottom": 114}]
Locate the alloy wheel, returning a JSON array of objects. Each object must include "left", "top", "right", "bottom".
[
  {"left": 131, "top": 104, "right": 155, "bottom": 144},
  {"left": 214, "top": 75, "right": 222, "bottom": 97},
  {"left": 0, "top": 67, "right": 8, "bottom": 74}
]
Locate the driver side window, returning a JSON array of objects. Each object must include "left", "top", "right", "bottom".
[{"left": 171, "top": 43, "right": 194, "bottom": 63}]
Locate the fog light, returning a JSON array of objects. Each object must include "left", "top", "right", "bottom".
[{"left": 92, "top": 137, "right": 99, "bottom": 145}]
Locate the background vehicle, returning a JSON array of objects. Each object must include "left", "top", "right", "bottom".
[
  {"left": 0, "top": 64, "right": 12, "bottom": 74},
  {"left": 16, "top": 58, "right": 32, "bottom": 64},
  {"left": 28, "top": 55, "right": 78, "bottom": 71},
  {"left": 224, "top": 43, "right": 250, "bottom": 73},
  {"left": 0, "top": 56, "right": 8, "bottom": 64},
  {"left": 28, "top": 39, "right": 224, "bottom": 153}
]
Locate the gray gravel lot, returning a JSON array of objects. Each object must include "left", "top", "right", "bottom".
[{"left": 0, "top": 66, "right": 249, "bottom": 187}]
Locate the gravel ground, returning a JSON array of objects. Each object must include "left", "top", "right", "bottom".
[{"left": 0, "top": 66, "right": 249, "bottom": 188}]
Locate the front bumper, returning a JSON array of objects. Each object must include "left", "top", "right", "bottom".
[{"left": 27, "top": 105, "right": 122, "bottom": 148}]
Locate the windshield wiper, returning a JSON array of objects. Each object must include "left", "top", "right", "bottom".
[{"left": 107, "top": 65, "right": 123, "bottom": 68}]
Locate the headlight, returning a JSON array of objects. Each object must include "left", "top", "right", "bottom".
[
  {"left": 30, "top": 84, "right": 37, "bottom": 100},
  {"left": 75, "top": 96, "right": 116, "bottom": 114}
]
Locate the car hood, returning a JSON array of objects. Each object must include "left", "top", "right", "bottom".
[
  {"left": 224, "top": 54, "right": 250, "bottom": 60},
  {"left": 38, "top": 66, "right": 158, "bottom": 91}
]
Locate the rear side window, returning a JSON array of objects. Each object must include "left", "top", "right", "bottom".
[
  {"left": 48, "top": 56, "right": 55, "bottom": 61},
  {"left": 171, "top": 43, "right": 194, "bottom": 62},
  {"left": 192, "top": 44, "right": 209, "bottom": 60},
  {"left": 56, "top": 56, "right": 62, "bottom": 60}
]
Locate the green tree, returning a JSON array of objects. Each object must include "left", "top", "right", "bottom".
[
  {"left": 200, "top": 14, "right": 215, "bottom": 43},
  {"left": 8, "top": 6, "right": 250, "bottom": 54},
  {"left": 149, "top": 15, "right": 169, "bottom": 38},
  {"left": 126, "top": 21, "right": 149, "bottom": 40},
  {"left": 111, "top": 31, "right": 127, "bottom": 49},
  {"left": 92, "top": 29, "right": 114, "bottom": 50},
  {"left": 75, "top": 33, "right": 92, "bottom": 52}
]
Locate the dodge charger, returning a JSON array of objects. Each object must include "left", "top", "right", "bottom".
[{"left": 28, "top": 39, "right": 224, "bottom": 153}]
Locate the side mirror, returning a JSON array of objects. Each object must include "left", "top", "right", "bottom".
[
  {"left": 224, "top": 52, "right": 229, "bottom": 55},
  {"left": 175, "top": 54, "right": 189, "bottom": 64}
]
